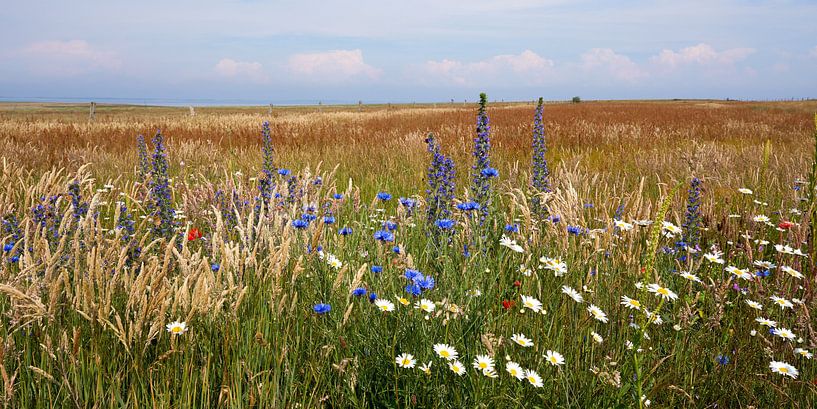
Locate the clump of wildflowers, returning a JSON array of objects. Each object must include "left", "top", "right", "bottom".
[
  {"left": 147, "top": 130, "right": 177, "bottom": 240},
  {"left": 424, "top": 133, "right": 455, "bottom": 233},
  {"left": 470, "top": 93, "right": 496, "bottom": 226},
  {"left": 682, "top": 177, "right": 702, "bottom": 250},
  {"left": 530, "top": 97, "right": 550, "bottom": 217},
  {"left": 136, "top": 134, "right": 151, "bottom": 183}
]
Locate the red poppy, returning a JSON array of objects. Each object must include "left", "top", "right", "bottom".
[
  {"left": 778, "top": 221, "right": 795, "bottom": 230},
  {"left": 502, "top": 300, "right": 515, "bottom": 310},
  {"left": 187, "top": 228, "right": 203, "bottom": 241},
  {"left": 513, "top": 280, "right": 522, "bottom": 288}
]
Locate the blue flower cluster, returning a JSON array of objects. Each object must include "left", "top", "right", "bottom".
[
  {"left": 147, "top": 131, "right": 177, "bottom": 240},
  {"left": 255, "top": 122, "right": 277, "bottom": 216},
  {"left": 68, "top": 180, "right": 89, "bottom": 224},
  {"left": 424, "top": 133, "right": 456, "bottom": 231},
  {"left": 531, "top": 97, "right": 550, "bottom": 218},
  {"left": 403, "top": 269, "right": 435, "bottom": 296},
  {"left": 470, "top": 93, "right": 496, "bottom": 225},
  {"left": 136, "top": 134, "right": 151, "bottom": 183}
]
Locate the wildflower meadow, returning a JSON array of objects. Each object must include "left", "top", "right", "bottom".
[{"left": 0, "top": 98, "right": 815, "bottom": 407}]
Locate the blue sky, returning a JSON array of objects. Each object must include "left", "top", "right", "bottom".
[{"left": 1, "top": 0, "right": 816, "bottom": 103}]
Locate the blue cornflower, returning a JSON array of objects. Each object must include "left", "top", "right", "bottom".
[
  {"left": 373, "top": 230, "right": 394, "bottom": 242},
  {"left": 550, "top": 215, "right": 561, "bottom": 223},
  {"left": 3, "top": 244, "right": 13, "bottom": 252},
  {"left": 352, "top": 288, "right": 367, "bottom": 297},
  {"left": 371, "top": 265, "right": 383, "bottom": 274},
  {"left": 417, "top": 276, "right": 435, "bottom": 290},
  {"left": 480, "top": 167, "right": 499, "bottom": 178},
  {"left": 339, "top": 227, "right": 353, "bottom": 235},
  {"left": 384, "top": 221, "right": 398, "bottom": 231},
  {"left": 368, "top": 292, "right": 378, "bottom": 302},
  {"left": 404, "top": 269, "right": 422, "bottom": 281},
  {"left": 463, "top": 244, "right": 471, "bottom": 257},
  {"left": 211, "top": 263, "right": 220, "bottom": 272},
  {"left": 435, "top": 219, "right": 455, "bottom": 230},
  {"left": 9, "top": 255, "right": 19, "bottom": 263},
  {"left": 377, "top": 192, "right": 392, "bottom": 201},
  {"left": 333, "top": 193, "right": 344, "bottom": 200},
  {"left": 405, "top": 284, "right": 421, "bottom": 296},
  {"left": 323, "top": 216, "right": 336, "bottom": 225},
  {"left": 278, "top": 169, "right": 291, "bottom": 176},
  {"left": 716, "top": 355, "right": 730, "bottom": 365},
  {"left": 399, "top": 197, "right": 417, "bottom": 209},
  {"left": 313, "top": 303, "right": 331, "bottom": 315},
  {"left": 567, "top": 225, "right": 583, "bottom": 235},
  {"left": 392, "top": 246, "right": 400, "bottom": 254},
  {"left": 504, "top": 223, "right": 519, "bottom": 233},
  {"left": 756, "top": 269, "right": 771, "bottom": 278},
  {"left": 301, "top": 213, "right": 317, "bottom": 223},
  {"left": 292, "top": 219, "right": 309, "bottom": 229},
  {"left": 456, "top": 201, "right": 480, "bottom": 211}
]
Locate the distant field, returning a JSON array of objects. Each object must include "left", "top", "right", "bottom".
[{"left": 0, "top": 98, "right": 815, "bottom": 407}]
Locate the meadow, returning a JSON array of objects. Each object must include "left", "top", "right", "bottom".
[{"left": 0, "top": 97, "right": 815, "bottom": 407}]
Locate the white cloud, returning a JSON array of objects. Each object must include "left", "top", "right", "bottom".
[
  {"left": 419, "top": 50, "right": 554, "bottom": 86},
  {"left": 214, "top": 58, "right": 268, "bottom": 83},
  {"left": 651, "top": 43, "right": 754, "bottom": 68},
  {"left": 22, "top": 40, "right": 121, "bottom": 75},
  {"left": 287, "top": 49, "right": 381, "bottom": 82},
  {"left": 580, "top": 48, "right": 646, "bottom": 82}
]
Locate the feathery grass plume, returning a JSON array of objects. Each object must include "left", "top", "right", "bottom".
[
  {"left": 148, "top": 130, "right": 176, "bottom": 239},
  {"left": 531, "top": 97, "right": 550, "bottom": 217},
  {"left": 681, "top": 177, "right": 702, "bottom": 251},
  {"left": 136, "top": 134, "right": 151, "bottom": 183},
  {"left": 470, "top": 93, "right": 496, "bottom": 226},
  {"left": 256, "top": 121, "right": 276, "bottom": 215},
  {"left": 424, "top": 133, "right": 456, "bottom": 232}
]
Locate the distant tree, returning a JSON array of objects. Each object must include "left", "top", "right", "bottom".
[{"left": 571, "top": 96, "right": 581, "bottom": 103}]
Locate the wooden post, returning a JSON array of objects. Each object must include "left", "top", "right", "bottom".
[
  {"left": 358, "top": 100, "right": 362, "bottom": 112},
  {"left": 318, "top": 101, "right": 322, "bottom": 112},
  {"left": 89, "top": 102, "right": 96, "bottom": 121}
]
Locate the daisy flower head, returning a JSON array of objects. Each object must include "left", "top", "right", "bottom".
[
  {"left": 770, "top": 295, "right": 794, "bottom": 309},
  {"left": 499, "top": 235, "right": 524, "bottom": 253},
  {"left": 769, "top": 361, "right": 798, "bottom": 379},
  {"left": 772, "top": 327, "right": 796, "bottom": 341},
  {"left": 545, "top": 350, "right": 565, "bottom": 366},
  {"left": 166, "top": 321, "right": 187, "bottom": 335},
  {"left": 745, "top": 300, "right": 763, "bottom": 311},
  {"left": 587, "top": 304, "right": 609, "bottom": 323},
  {"left": 395, "top": 295, "right": 410, "bottom": 306},
  {"left": 755, "top": 317, "right": 776, "bottom": 327},
  {"left": 662, "top": 221, "right": 682, "bottom": 235},
  {"left": 591, "top": 331, "right": 604, "bottom": 344},
  {"left": 419, "top": 361, "right": 432, "bottom": 375},
  {"left": 794, "top": 348, "right": 813, "bottom": 359},
  {"left": 396, "top": 353, "right": 416, "bottom": 368},
  {"left": 375, "top": 299, "right": 395, "bottom": 312},
  {"left": 505, "top": 361, "right": 525, "bottom": 380},
  {"left": 780, "top": 266, "right": 804, "bottom": 279},
  {"left": 481, "top": 367, "right": 498, "bottom": 378},
  {"left": 433, "top": 344, "right": 459, "bottom": 361},
  {"left": 521, "top": 295, "right": 543, "bottom": 313},
  {"left": 647, "top": 283, "right": 678, "bottom": 301},
  {"left": 415, "top": 298, "right": 436, "bottom": 313},
  {"left": 704, "top": 251, "right": 725, "bottom": 264},
  {"left": 620, "top": 296, "right": 642, "bottom": 310},
  {"left": 614, "top": 219, "right": 634, "bottom": 231},
  {"left": 448, "top": 360, "right": 466, "bottom": 376},
  {"left": 726, "top": 266, "right": 753, "bottom": 281},
  {"left": 679, "top": 271, "right": 702, "bottom": 283},
  {"left": 561, "top": 285, "right": 584, "bottom": 303},
  {"left": 525, "top": 369, "right": 544, "bottom": 387},
  {"left": 738, "top": 188, "right": 753, "bottom": 195},
  {"left": 473, "top": 355, "right": 495, "bottom": 372},
  {"left": 753, "top": 215, "right": 770, "bottom": 223},
  {"left": 511, "top": 333, "right": 534, "bottom": 348}
]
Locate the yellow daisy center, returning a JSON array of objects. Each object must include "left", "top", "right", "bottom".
[{"left": 779, "top": 367, "right": 788, "bottom": 373}]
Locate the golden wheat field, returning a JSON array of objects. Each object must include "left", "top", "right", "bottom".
[{"left": 0, "top": 99, "right": 815, "bottom": 408}]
